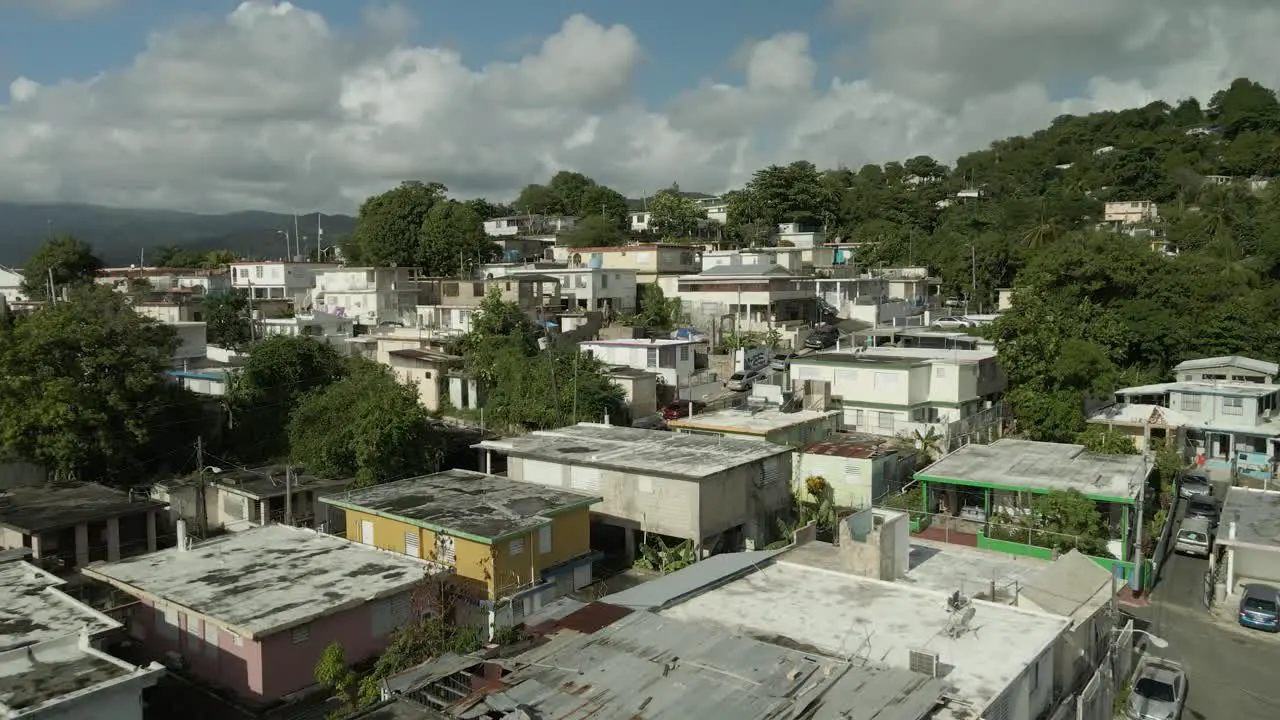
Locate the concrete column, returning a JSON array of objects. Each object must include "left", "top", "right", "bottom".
[
  {"left": 29, "top": 533, "right": 43, "bottom": 559},
  {"left": 260, "top": 500, "right": 269, "bottom": 525},
  {"left": 106, "top": 517, "right": 121, "bottom": 561},
  {"left": 624, "top": 527, "right": 636, "bottom": 563},
  {"left": 145, "top": 510, "right": 157, "bottom": 553},
  {"left": 74, "top": 523, "right": 89, "bottom": 567}
]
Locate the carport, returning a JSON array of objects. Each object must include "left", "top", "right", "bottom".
[{"left": 1215, "top": 487, "right": 1280, "bottom": 597}]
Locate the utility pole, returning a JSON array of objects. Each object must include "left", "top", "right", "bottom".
[
  {"left": 1131, "top": 432, "right": 1149, "bottom": 593},
  {"left": 284, "top": 465, "right": 294, "bottom": 526},
  {"left": 195, "top": 437, "right": 207, "bottom": 537},
  {"left": 46, "top": 268, "right": 55, "bottom": 304},
  {"left": 293, "top": 213, "right": 301, "bottom": 259},
  {"left": 316, "top": 213, "right": 323, "bottom": 263},
  {"left": 572, "top": 350, "right": 579, "bottom": 424},
  {"left": 970, "top": 244, "right": 977, "bottom": 311}
]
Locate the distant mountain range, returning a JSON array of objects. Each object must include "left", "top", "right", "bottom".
[{"left": 0, "top": 203, "right": 357, "bottom": 267}]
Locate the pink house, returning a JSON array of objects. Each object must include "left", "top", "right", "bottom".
[{"left": 81, "top": 523, "right": 449, "bottom": 705}]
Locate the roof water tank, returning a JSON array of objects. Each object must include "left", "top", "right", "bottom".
[{"left": 587, "top": 256, "right": 603, "bottom": 269}]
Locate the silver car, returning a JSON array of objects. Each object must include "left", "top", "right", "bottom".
[
  {"left": 1126, "top": 657, "right": 1186, "bottom": 720},
  {"left": 1178, "top": 471, "right": 1212, "bottom": 499},
  {"left": 1173, "top": 517, "right": 1213, "bottom": 558}
]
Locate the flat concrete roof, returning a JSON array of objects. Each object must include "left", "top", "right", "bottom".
[
  {"left": 82, "top": 524, "right": 448, "bottom": 639},
  {"left": 668, "top": 407, "right": 838, "bottom": 436},
  {"left": 0, "top": 635, "right": 151, "bottom": 715},
  {"left": 0, "top": 483, "right": 166, "bottom": 534},
  {"left": 579, "top": 338, "right": 699, "bottom": 347},
  {"left": 860, "top": 347, "right": 997, "bottom": 363},
  {"left": 917, "top": 439, "right": 1146, "bottom": 502},
  {"left": 1218, "top": 487, "right": 1280, "bottom": 550},
  {"left": 473, "top": 610, "right": 944, "bottom": 720},
  {"left": 0, "top": 562, "right": 120, "bottom": 652},
  {"left": 476, "top": 423, "right": 792, "bottom": 480},
  {"left": 661, "top": 560, "right": 1067, "bottom": 716},
  {"left": 1116, "top": 381, "right": 1278, "bottom": 398},
  {"left": 783, "top": 538, "right": 1050, "bottom": 601},
  {"left": 157, "top": 465, "right": 352, "bottom": 500},
  {"left": 320, "top": 469, "right": 600, "bottom": 543}
]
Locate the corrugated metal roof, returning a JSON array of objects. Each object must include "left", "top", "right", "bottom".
[
  {"left": 464, "top": 611, "right": 942, "bottom": 720},
  {"left": 599, "top": 549, "right": 786, "bottom": 610}
]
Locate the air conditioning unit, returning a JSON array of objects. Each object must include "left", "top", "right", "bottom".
[{"left": 908, "top": 649, "right": 939, "bottom": 677}]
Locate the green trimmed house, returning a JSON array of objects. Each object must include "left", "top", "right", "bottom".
[{"left": 914, "top": 438, "right": 1151, "bottom": 585}]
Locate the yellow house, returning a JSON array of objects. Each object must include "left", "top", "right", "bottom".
[{"left": 318, "top": 469, "right": 600, "bottom": 635}]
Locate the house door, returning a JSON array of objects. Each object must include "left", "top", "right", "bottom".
[{"left": 360, "top": 520, "right": 374, "bottom": 545}]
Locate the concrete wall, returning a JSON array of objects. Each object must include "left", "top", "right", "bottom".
[
  {"left": 0, "top": 461, "right": 45, "bottom": 488},
  {"left": 834, "top": 508, "right": 908, "bottom": 580},
  {"left": 511, "top": 458, "right": 701, "bottom": 542},
  {"left": 1231, "top": 546, "right": 1280, "bottom": 585},
  {"left": 127, "top": 589, "right": 413, "bottom": 703},
  {"left": 18, "top": 662, "right": 159, "bottom": 720},
  {"left": 794, "top": 453, "right": 877, "bottom": 508}
]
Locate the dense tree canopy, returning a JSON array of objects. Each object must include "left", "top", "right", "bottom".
[
  {"left": 203, "top": 289, "right": 252, "bottom": 350},
  {"left": 647, "top": 185, "right": 705, "bottom": 238},
  {"left": 288, "top": 361, "right": 442, "bottom": 487},
  {"left": 417, "top": 201, "right": 502, "bottom": 276},
  {"left": 225, "top": 335, "right": 348, "bottom": 461},
  {"left": 0, "top": 286, "right": 198, "bottom": 483},
  {"left": 150, "top": 247, "right": 240, "bottom": 268},
  {"left": 20, "top": 235, "right": 103, "bottom": 299},
  {"left": 514, "top": 171, "right": 629, "bottom": 227},
  {"left": 461, "top": 290, "right": 624, "bottom": 430},
  {"left": 344, "top": 180, "right": 448, "bottom": 267}
]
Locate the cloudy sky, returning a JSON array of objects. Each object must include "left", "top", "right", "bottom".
[{"left": 1, "top": 0, "right": 1279, "bottom": 215}]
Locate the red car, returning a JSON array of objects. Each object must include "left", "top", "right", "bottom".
[{"left": 661, "top": 400, "right": 706, "bottom": 420}]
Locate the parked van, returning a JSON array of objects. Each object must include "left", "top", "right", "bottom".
[{"left": 1174, "top": 517, "right": 1214, "bottom": 558}]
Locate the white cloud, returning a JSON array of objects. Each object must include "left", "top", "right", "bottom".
[
  {"left": 2, "top": 0, "right": 119, "bottom": 19},
  {"left": 1, "top": 0, "right": 1279, "bottom": 213}
]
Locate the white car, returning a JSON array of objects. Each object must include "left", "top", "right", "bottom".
[
  {"left": 933, "top": 316, "right": 971, "bottom": 329},
  {"left": 726, "top": 369, "right": 762, "bottom": 392}
]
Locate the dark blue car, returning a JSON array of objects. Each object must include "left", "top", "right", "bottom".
[{"left": 1239, "top": 584, "right": 1280, "bottom": 632}]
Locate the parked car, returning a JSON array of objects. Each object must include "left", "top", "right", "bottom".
[
  {"left": 1177, "top": 471, "right": 1212, "bottom": 499},
  {"left": 771, "top": 353, "right": 799, "bottom": 372},
  {"left": 1185, "top": 495, "right": 1220, "bottom": 526},
  {"left": 726, "top": 369, "right": 761, "bottom": 392},
  {"left": 1238, "top": 583, "right": 1280, "bottom": 632},
  {"left": 1173, "top": 516, "right": 1214, "bottom": 558},
  {"left": 804, "top": 327, "right": 840, "bottom": 350},
  {"left": 932, "top": 316, "right": 971, "bottom": 329},
  {"left": 1125, "top": 657, "right": 1187, "bottom": 720},
  {"left": 660, "top": 399, "right": 706, "bottom": 421}
]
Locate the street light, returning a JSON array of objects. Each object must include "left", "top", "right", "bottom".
[{"left": 1114, "top": 627, "right": 1169, "bottom": 649}]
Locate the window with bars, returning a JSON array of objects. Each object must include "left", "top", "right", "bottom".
[
  {"left": 539, "top": 525, "right": 552, "bottom": 554},
  {"left": 291, "top": 624, "right": 310, "bottom": 644},
  {"left": 1181, "top": 394, "right": 1201, "bottom": 412},
  {"left": 877, "top": 412, "right": 894, "bottom": 429},
  {"left": 509, "top": 538, "right": 524, "bottom": 556},
  {"left": 1223, "top": 397, "right": 1244, "bottom": 415},
  {"left": 404, "top": 530, "right": 420, "bottom": 558}
]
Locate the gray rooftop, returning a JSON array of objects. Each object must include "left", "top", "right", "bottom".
[
  {"left": 917, "top": 439, "right": 1147, "bottom": 501},
  {"left": 0, "top": 482, "right": 165, "bottom": 533},
  {"left": 476, "top": 423, "right": 792, "bottom": 480},
  {"left": 82, "top": 524, "right": 448, "bottom": 638},
  {"left": 1217, "top": 487, "right": 1280, "bottom": 550},
  {"left": 0, "top": 562, "right": 119, "bottom": 652},
  {"left": 692, "top": 263, "right": 797, "bottom": 278},
  {"left": 1116, "top": 380, "right": 1278, "bottom": 398},
  {"left": 470, "top": 610, "right": 944, "bottom": 719},
  {"left": 157, "top": 465, "right": 352, "bottom": 499},
  {"left": 1175, "top": 355, "right": 1279, "bottom": 376},
  {"left": 662, "top": 561, "right": 1067, "bottom": 716},
  {"left": 1017, "top": 550, "right": 1115, "bottom": 621},
  {"left": 600, "top": 549, "right": 786, "bottom": 610},
  {"left": 0, "top": 635, "right": 137, "bottom": 714},
  {"left": 668, "top": 407, "right": 838, "bottom": 436},
  {"left": 319, "top": 469, "right": 600, "bottom": 543}
]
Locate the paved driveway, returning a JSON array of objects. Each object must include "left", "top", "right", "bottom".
[{"left": 1138, "top": 479, "right": 1280, "bottom": 719}]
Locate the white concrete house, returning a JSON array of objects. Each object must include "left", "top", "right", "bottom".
[
  {"left": 230, "top": 261, "right": 339, "bottom": 304},
  {"left": 0, "top": 266, "right": 25, "bottom": 302},
  {"left": 477, "top": 423, "right": 795, "bottom": 559},
  {"left": 0, "top": 561, "right": 163, "bottom": 720},
  {"left": 1216, "top": 487, "right": 1280, "bottom": 600},
  {"left": 1103, "top": 201, "right": 1158, "bottom": 225},
  {"left": 788, "top": 347, "right": 1006, "bottom": 441},
  {"left": 484, "top": 215, "right": 576, "bottom": 237},
  {"left": 676, "top": 264, "right": 817, "bottom": 336},
  {"left": 775, "top": 223, "right": 825, "bottom": 248},
  {"left": 1173, "top": 355, "right": 1279, "bottom": 385},
  {"left": 313, "top": 267, "right": 418, "bottom": 326},
  {"left": 514, "top": 266, "right": 636, "bottom": 314},
  {"left": 260, "top": 311, "right": 354, "bottom": 344},
  {"left": 579, "top": 338, "right": 698, "bottom": 389}
]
